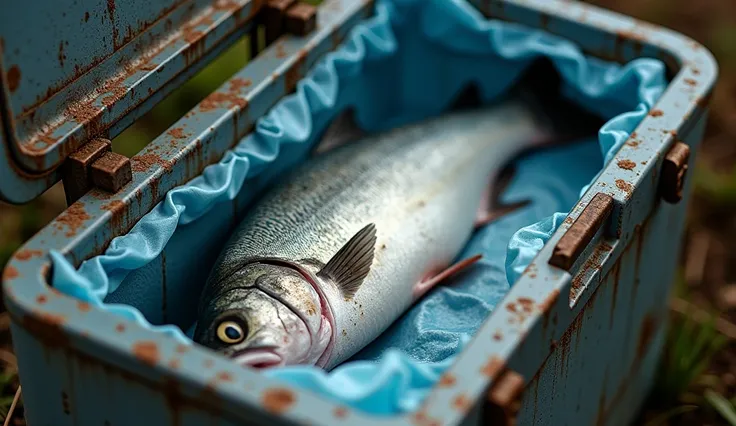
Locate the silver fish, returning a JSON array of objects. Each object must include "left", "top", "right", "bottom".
[{"left": 193, "top": 98, "right": 553, "bottom": 370}]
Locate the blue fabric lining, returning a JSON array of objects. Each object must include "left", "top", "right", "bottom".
[{"left": 50, "top": 0, "right": 666, "bottom": 416}]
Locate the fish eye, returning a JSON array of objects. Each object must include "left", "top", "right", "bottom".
[{"left": 216, "top": 321, "right": 245, "bottom": 344}]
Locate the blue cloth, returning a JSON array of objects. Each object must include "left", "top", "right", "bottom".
[{"left": 50, "top": 0, "right": 667, "bottom": 416}]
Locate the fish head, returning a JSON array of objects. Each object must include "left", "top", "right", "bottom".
[{"left": 194, "top": 262, "right": 331, "bottom": 369}]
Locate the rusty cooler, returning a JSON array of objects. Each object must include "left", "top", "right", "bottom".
[{"left": 0, "top": 0, "right": 717, "bottom": 425}]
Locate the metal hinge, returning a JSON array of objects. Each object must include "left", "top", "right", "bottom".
[{"left": 61, "top": 138, "right": 132, "bottom": 205}]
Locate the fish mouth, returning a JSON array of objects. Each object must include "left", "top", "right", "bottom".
[{"left": 231, "top": 348, "right": 283, "bottom": 369}]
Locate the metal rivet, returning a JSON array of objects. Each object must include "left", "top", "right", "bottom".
[
  {"left": 660, "top": 141, "right": 690, "bottom": 204},
  {"left": 62, "top": 138, "right": 112, "bottom": 204},
  {"left": 90, "top": 152, "right": 132, "bottom": 193},
  {"left": 549, "top": 193, "right": 614, "bottom": 271},
  {"left": 285, "top": 2, "right": 317, "bottom": 37}
]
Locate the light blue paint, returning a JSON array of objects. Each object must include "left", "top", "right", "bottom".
[{"left": 50, "top": 0, "right": 666, "bottom": 416}]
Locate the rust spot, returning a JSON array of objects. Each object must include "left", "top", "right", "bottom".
[
  {"left": 36, "top": 294, "right": 48, "bottom": 304},
  {"left": 285, "top": 49, "right": 308, "bottom": 94},
  {"left": 481, "top": 356, "right": 505, "bottom": 378},
  {"left": 334, "top": 407, "right": 348, "bottom": 418},
  {"left": 505, "top": 303, "right": 518, "bottom": 314},
  {"left": 56, "top": 202, "right": 91, "bottom": 237},
  {"left": 262, "top": 388, "right": 295, "bottom": 415},
  {"left": 176, "top": 344, "right": 189, "bottom": 354},
  {"left": 636, "top": 314, "right": 657, "bottom": 358},
  {"left": 77, "top": 301, "right": 91, "bottom": 312},
  {"left": 649, "top": 109, "right": 663, "bottom": 117},
  {"left": 275, "top": 43, "right": 287, "bottom": 58},
  {"left": 493, "top": 330, "right": 503, "bottom": 341},
  {"left": 539, "top": 289, "right": 560, "bottom": 313},
  {"left": 115, "top": 323, "right": 125, "bottom": 332},
  {"left": 217, "top": 371, "right": 233, "bottom": 382},
  {"left": 518, "top": 297, "right": 534, "bottom": 313},
  {"left": 617, "top": 159, "right": 636, "bottom": 170},
  {"left": 452, "top": 394, "right": 472, "bottom": 412},
  {"left": 84, "top": 11, "right": 89, "bottom": 22},
  {"left": 131, "top": 153, "right": 168, "bottom": 172},
  {"left": 132, "top": 341, "right": 160, "bottom": 366},
  {"left": 199, "top": 92, "right": 248, "bottom": 112},
  {"left": 626, "top": 139, "right": 639, "bottom": 148},
  {"left": 167, "top": 128, "right": 187, "bottom": 139},
  {"left": 7, "top": 65, "right": 21, "bottom": 92},
  {"left": 684, "top": 78, "right": 697, "bottom": 86},
  {"left": 15, "top": 249, "right": 43, "bottom": 261},
  {"left": 438, "top": 373, "right": 456, "bottom": 387},
  {"left": 229, "top": 77, "right": 251, "bottom": 92},
  {"left": 615, "top": 179, "right": 632, "bottom": 194},
  {"left": 630, "top": 131, "right": 637, "bottom": 139},
  {"left": 58, "top": 41, "right": 67, "bottom": 68}
]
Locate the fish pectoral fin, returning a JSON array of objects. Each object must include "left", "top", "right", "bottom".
[
  {"left": 475, "top": 165, "right": 531, "bottom": 229},
  {"left": 412, "top": 254, "right": 483, "bottom": 300},
  {"left": 312, "top": 108, "right": 365, "bottom": 156},
  {"left": 475, "top": 199, "right": 531, "bottom": 229},
  {"left": 317, "top": 223, "right": 377, "bottom": 300}
]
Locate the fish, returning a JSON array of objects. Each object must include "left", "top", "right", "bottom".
[{"left": 192, "top": 83, "right": 595, "bottom": 371}]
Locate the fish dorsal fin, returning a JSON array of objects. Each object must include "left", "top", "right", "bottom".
[
  {"left": 312, "top": 108, "right": 365, "bottom": 155},
  {"left": 317, "top": 223, "right": 377, "bottom": 299}
]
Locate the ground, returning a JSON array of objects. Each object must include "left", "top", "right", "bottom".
[{"left": 1, "top": 0, "right": 735, "bottom": 424}]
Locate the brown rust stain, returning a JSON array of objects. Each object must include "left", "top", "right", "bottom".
[
  {"left": 132, "top": 341, "right": 160, "bottom": 366},
  {"left": 56, "top": 202, "right": 91, "bottom": 237},
  {"left": 452, "top": 394, "right": 472, "bottom": 412},
  {"left": 36, "top": 294, "right": 48, "bottom": 304},
  {"left": 229, "top": 77, "right": 251, "bottom": 92},
  {"left": 216, "top": 371, "right": 233, "bottom": 382},
  {"left": 615, "top": 179, "right": 632, "bottom": 194},
  {"left": 115, "top": 323, "right": 126, "bottom": 332},
  {"left": 15, "top": 249, "right": 43, "bottom": 261},
  {"left": 78, "top": 301, "right": 91, "bottom": 312},
  {"left": 334, "top": 407, "right": 348, "bottom": 418},
  {"left": 107, "top": 0, "right": 118, "bottom": 47},
  {"left": 262, "top": 388, "right": 296, "bottom": 415},
  {"left": 636, "top": 314, "right": 657, "bottom": 358},
  {"left": 684, "top": 78, "right": 697, "bottom": 86},
  {"left": 617, "top": 160, "right": 636, "bottom": 170},
  {"left": 84, "top": 11, "right": 89, "bottom": 22},
  {"left": 481, "top": 356, "right": 505, "bottom": 378},
  {"left": 176, "top": 344, "right": 189, "bottom": 354},
  {"left": 7, "top": 65, "right": 20, "bottom": 92},
  {"left": 649, "top": 109, "right": 663, "bottom": 117},
  {"left": 58, "top": 41, "right": 67, "bottom": 68},
  {"left": 438, "top": 373, "right": 456, "bottom": 387},
  {"left": 518, "top": 297, "right": 534, "bottom": 313},
  {"left": 131, "top": 153, "right": 168, "bottom": 172},
  {"left": 168, "top": 358, "right": 181, "bottom": 369},
  {"left": 167, "top": 127, "right": 187, "bottom": 139},
  {"left": 199, "top": 92, "right": 248, "bottom": 112},
  {"left": 285, "top": 49, "right": 308, "bottom": 94},
  {"left": 493, "top": 330, "right": 503, "bottom": 341}
]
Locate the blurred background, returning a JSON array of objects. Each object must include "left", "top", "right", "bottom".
[{"left": 0, "top": 0, "right": 735, "bottom": 424}]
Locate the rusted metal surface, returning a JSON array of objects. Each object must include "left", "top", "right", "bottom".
[
  {"left": 62, "top": 138, "right": 112, "bottom": 204},
  {"left": 660, "top": 141, "right": 690, "bottom": 203},
  {"left": 0, "top": 0, "right": 265, "bottom": 203},
  {"left": 549, "top": 193, "right": 614, "bottom": 271},
  {"left": 285, "top": 3, "right": 317, "bottom": 37},
  {"left": 0, "top": 0, "right": 718, "bottom": 425},
  {"left": 90, "top": 152, "right": 133, "bottom": 193}
]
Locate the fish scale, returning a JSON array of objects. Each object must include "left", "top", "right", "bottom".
[{"left": 194, "top": 98, "right": 549, "bottom": 370}]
